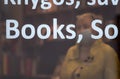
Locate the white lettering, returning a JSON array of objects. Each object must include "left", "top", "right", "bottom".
[
  {"left": 6, "top": 19, "right": 20, "bottom": 39},
  {"left": 37, "top": 24, "right": 51, "bottom": 39},
  {"left": 66, "top": 24, "right": 76, "bottom": 39},
  {"left": 53, "top": 18, "right": 65, "bottom": 39},
  {"left": 91, "top": 19, "right": 103, "bottom": 39},
  {"left": 105, "top": 24, "right": 118, "bottom": 39},
  {"left": 21, "top": 24, "right": 35, "bottom": 39}
]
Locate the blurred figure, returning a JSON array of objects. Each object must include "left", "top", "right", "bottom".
[{"left": 60, "top": 13, "right": 119, "bottom": 79}]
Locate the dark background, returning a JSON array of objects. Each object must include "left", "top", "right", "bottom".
[{"left": 0, "top": 0, "right": 120, "bottom": 79}]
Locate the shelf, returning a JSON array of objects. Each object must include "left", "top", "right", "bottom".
[{"left": 24, "top": 4, "right": 115, "bottom": 19}]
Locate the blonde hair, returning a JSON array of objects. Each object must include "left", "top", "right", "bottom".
[
  {"left": 76, "top": 13, "right": 104, "bottom": 29},
  {"left": 76, "top": 13, "right": 103, "bottom": 21}
]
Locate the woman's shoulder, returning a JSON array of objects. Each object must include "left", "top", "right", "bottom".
[
  {"left": 68, "top": 45, "right": 77, "bottom": 51},
  {"left": 101, "top": 42, "right": 118, "bottom": 58},
  {"left": 65, "top": 45, "right": 79, "bottom": 59}
]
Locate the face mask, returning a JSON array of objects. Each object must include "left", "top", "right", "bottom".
[{"left": 77, "top": 29, "right": 94, "bottom": 46}]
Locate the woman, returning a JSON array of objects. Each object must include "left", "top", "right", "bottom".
[{"left": 60, "top": 13, "right": 119, "bottom": 79}]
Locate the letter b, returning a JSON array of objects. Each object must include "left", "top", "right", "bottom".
[{"left": 6, "top": 19, "right": 20, "bottom": 39}]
